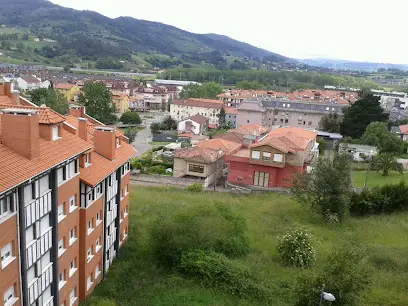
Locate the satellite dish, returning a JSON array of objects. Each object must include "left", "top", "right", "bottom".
[{"left": 323, "top": 292, "right": 336, "bottom": 302}]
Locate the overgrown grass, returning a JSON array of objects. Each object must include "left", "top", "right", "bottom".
[
  {"left": 148, "top": 141, "right": 173, "bottom": 146},
  {"left": 352, "top": 171, "right": 407, "bottom": 187},
  {"left": 85, "top": 187, "right": 408, "bottom": 305}
]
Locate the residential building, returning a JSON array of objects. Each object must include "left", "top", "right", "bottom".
[
  {"left": 170, "top": 98, "right": 224, "bottom": 126},
  {"left": 339, "top": 143, "right": 377, "bottom": 162},
  {"left": 133, "top": 86, "right": 178, "bottom": 111},
  {"left": 177, "top": 115, "right": 209, "bottom": 135},
  {"left": 0, "top": 81, "right": 136, "bottom": 306},
  {"left": 392, "top": 124, "right": 408, "bottom": 141},
  {"left": 225, "top": 127, "right": 318, "bottom": 188},
  {"left": 111, "top": 91, "right": 130, "bottom": 114},
  {"left": 237, "top": 98, "right": 347, "bottom": 129},
  {"left": 224, "top": 107, "right": 238, "bottom": 128},
  {"left": 16, "top": 75, "right": 50, "bottom": 91},
  {"left": 55, "top": 83, "right": 81, "bottom": 102}
]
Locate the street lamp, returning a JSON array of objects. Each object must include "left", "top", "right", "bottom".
[{"left": 319, "top": 284, "right": 336, "bottom": 305}]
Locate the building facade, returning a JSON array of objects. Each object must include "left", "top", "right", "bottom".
[
  {"left": 170, "top": 99, "right": 223, "bottom": 126},
  {"left": 55, "top": 84, "right": 81, "bottom": 102},
  {"left": 0, "top": 81, "right": 136, "bottom": 306},
  {"left": 177, "top": 115, "right": 209, "bottom": 135}
]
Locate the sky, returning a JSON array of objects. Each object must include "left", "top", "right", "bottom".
[{"left": 50, "top": 0, "right": 408, "bottom": 64}]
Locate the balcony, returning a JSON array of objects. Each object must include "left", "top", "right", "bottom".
[
  {"left": 28, "top": 263, "right": 53, "bottom": 305},
  {"left": 107, "top": 182, "right": 118, "bottom": 202},
  {"left": 106, "top": 204, "right": 118, "bottom": 225},
  {"left": 26, "top": 228, "right": 53, "bottom": 268},
  {"left": 25, "top": 190, "right": 52, "bottom": 228},
  {"left": 105, "top": 230, "right": 117, "bottom": 250}
]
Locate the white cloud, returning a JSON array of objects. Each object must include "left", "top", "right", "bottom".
[{"left": 50, "top": 0, "right": 408, "bottom": 64}]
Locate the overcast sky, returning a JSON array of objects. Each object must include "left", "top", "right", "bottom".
[{"left": 50, "top": 0, "right": 408, "bottom": 64}]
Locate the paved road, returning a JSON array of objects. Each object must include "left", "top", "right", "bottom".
[{"left": 132, "top": 127, "right": 152, "bottom": 157}]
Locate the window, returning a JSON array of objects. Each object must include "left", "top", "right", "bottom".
[
  {"left": 263, "top": 152, "right": 271, "bottom": 161},
  {"left": 52, "top": 126, "right": 59, "bottom": 141},
  {"left": 69, "top": 228, "right": 77, "bottom": 246},
  {"left": 58, "top": 238, "right": 66, "bottom": 257},
  {"left": 95, "top": 264, "right": 101, "bottom": 279},
  {"left": 188, "top": 164, "right": 204, "bottom": 173},
  {"left": 308, "top": 121, "right": 312, "bottom": 126},
  {"left": 116, "top": 138, "right": 121, "bottom": 148},
  {"left": 251, "top": 151, "right": 260, "bottom": 160},
  {"left": 69, "top": 259, "right": 77, "bottom": 278},
  {"left": 58, "top": 204, "right": 65, "bottom": 222},
  {"left": 96, "top": 212, "right": 101, "bottom": 226},
  {"left": 124, "top": 206, "right": 128, "bottom": 217},
  {"left": 125, "top": 184, "right": 129, "bottom": 195},
  {"left": 87, "top": 274, "right": 93, "bottom": 290},
  {"left": 285, "top": 119, "right": 289, "bottom": 123},
  {"left": 69, "top": 287, "right": 77, "bottom": 306},
  {"left": 85, "top": 153, "right": 91, "bottom": 167},
  {"left": 87, "top": 247, "right": 93, "bottom": 262},
  {"left": 88, "top": 219, "right": 94, "bottom": 235},
  {"left": 0, "top": 195, "right": 13, "bottom": 220},
  {"left": 254, "top": 171, "right": 270, "bottom": 188},
  {"left": 69, "top": 196, "right": 77, "bottom": 213},
  {"left": 95, "top": 238, "right": 101, "bottom": 252},
  {"left": 273, "top": 154, "right": 283, "bottom": 163},
  {"left": 1, "top": 242, "right": 15, "bottom": 269},
  {"left": 59, "top": 270, "right": 66, "bottom": 290},
  {"left": 3, "top": 284, "right": 16, "bottom": 306}
]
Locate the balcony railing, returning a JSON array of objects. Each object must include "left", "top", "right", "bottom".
[
  {"left": 25, "top": 190, "right": 52, "bottom": 228},
  {"left": 105, "top": 230, "right": 117, "bottom": 250},
  {"left": 28, "top": 263, "right": 53, "bottom": 305},
  {"left": 107, "top": 182, "right": 118, "bottom": 202},
  {"left": 106, "top": 204, "right": 118, "bottom": 226},
  {"left": 26, "top": 228, "right": 53, "bottom": 268}
]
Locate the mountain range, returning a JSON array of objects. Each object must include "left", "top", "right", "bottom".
[
  {"left": 299, "top": 58, "right": 408, "bottom": 72},
  {"left": 0, "top": 0, "right": 293, "bottom": 69}
]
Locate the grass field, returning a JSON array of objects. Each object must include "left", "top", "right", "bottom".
[
  {"left": 85, "top": 187, "right": 408, "bottom": 306},
  {"left": 352, "top": 170, "right": 407, "bottom": 187},
  {"left": 148, "top": 141, "right": 173, "bottom": 146}
]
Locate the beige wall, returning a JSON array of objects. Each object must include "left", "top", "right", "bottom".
[
  {"left": 173, "top": 157, "right": 224, "bottom": 179},
  {"left": 236, "top": 110, "right": 264, "bottom": 127},
  {"left": 170, "top": 105, "right": 220, "bottom": 124},
  {"left": 263, "top": 109, "right": 327, "bottom": 129}
]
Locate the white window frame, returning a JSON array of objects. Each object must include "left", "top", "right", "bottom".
[
  {"left": 85, "top": 153, "right": 91, "bottom": 168},
  {"left": 58, "top": 239, "right": 66, "bottom": 257},
  {"left": 251, "top": 150, "right": 260, "bottom": 160},
  {"left": 263, "top": 152, "right": 271, "bottom": 161},
  {"left": 52, "top": 126, "right": 60, "bottom": 141},
  {"left": 273, "top": 153, "right": 283, "bottom": 163},
  {"left": 69, "top": 196, "right": 77, "bottom": 213},
  {"left": 69, "top": 259, "right": 77, "bottom": 278},
  {"left": 1, "top": 242, "right": 15, "bottom": 269},
  {"left": 87, "top": 219, "right": 94, "bottom": 235},
  {"left": 3, "top": 284, "right": 17, "bottom": 306},
  {"left": 87, "top": 247, "right": 93, "bottom": 263},
  {"left": 58, "top": 204, "right": 66, "bottom": 223},
  {"left": 0, "top": 195, "right": 13, "bottom": 221},
  {"left": 95, "top": 264, "right": 101, "bottom": 279},
  {"left": 95, "top": 238, "right": 101, "bottom": 253},
  {"left": 59, "top": 270, "right": 66, "bottom": 290},
  {"left": 96, "top": 212, "right": 102, "bottom": 226},
  {"left": 87, "top": 274, "right": 93, "bottom": 291},
  {"left": 69, "top": 228, "right": 77, "bottom": 246},
  {"left": 69, "top": 287, "right": 77, "bottom": 306}
]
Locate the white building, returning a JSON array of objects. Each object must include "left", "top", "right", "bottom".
[
  {"left": 177, "top": 114, "right": 209, "bottom": 135},
  {"left": 171, "top": 98, "right": 224, "bottom": 126},
  {"left": 16, "top": 75, "right": 50, "bottom": 91},
  {"left": 339, "top": 143, "right": 378, "bottom": 162}
]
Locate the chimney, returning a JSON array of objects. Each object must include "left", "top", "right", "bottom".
[
  {"left": 68, "top": 104, "right": 86, "bottom": 117},
  {"left": 93, "top": 126, "right": 116, "bottom": 160},
  {"left": 1, "top": 108, "right": 40, "bottom": 160},
  {"left": 11, "top": 90, "right": 20, "bottom": 105},
  {"left": 4, "top": 81, "right": 12, "bottom": 96},
  {"left": 78, "top": 118, "right": 88, "bottom": 141}
]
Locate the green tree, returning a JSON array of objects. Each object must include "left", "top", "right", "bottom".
[
  {"left": 218, "top": 107, "right": 226, "bottom": 128},
  {"left": 294, "top": 245, "right": 370, "bottom": 306},
  {"left": 236, "top": 80, "right": 264, "bottom": 90},
  {"left": 63, "top": 65, "right": 71, "bottom": 72},
  {"left": 360, "top": 122, "right": 404, "bottom": 154},
  {"left": 161, "top": 115, "right": 177, "bottom": 130},
  {"left": 340, "top": 90, "right": 388, "bottom": 138},
  {"left": 371, "top": 153, "right": 403, "bottom": 176},
  {"left": 318, "top": 113, "right": 341, "bottom": 133},
  {"left": 16, "top": 42, "right": 25, "bottom": 52},
  {"left": 292, "top": 154, "right": 352, "bottom": 223},
  {"left": 30, "top": 88, "right": 69, "bottom": 115},
  {"left": 180, "top": 82, "right": 223, "bottom": 99},
  {"left": 77, "top": 82, "right": 116, "bottom": 124},
  {"left": 124, "top": 128, "right": 138, "bottom": 143},
  {"left": 120, "top": 111, "right": 141, "bottom": 126},
  {"left": 150, "top": 122, "right": 161, "bottom": 134}
]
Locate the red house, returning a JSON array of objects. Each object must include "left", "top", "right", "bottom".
[{"left": 225, "top": 127, "right": 318, "bottom": 188}]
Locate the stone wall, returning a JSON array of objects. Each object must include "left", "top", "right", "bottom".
[{"left": 131, "top": 173, "right": 204, "bottom": 187}]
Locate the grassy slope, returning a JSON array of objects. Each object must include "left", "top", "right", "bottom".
[
  {"left": 352, "top": 171, "right": 407, "bottom": 187},
  {"left": 86, "top": 187, "right": 408, "bottom": 306}
]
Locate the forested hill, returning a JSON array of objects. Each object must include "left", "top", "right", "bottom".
[{"left": 0, "top": 0, "right": 292, "bottom": 67}]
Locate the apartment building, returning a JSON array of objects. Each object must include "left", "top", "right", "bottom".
[
  {"left": 170, "top": 98, "right": 224, "bottom": 126},
  {"left": 237, "top": 99, "right": 347, "bottom": 129},
  {"left": 0, "top": 81, "right": 136, "bottom": 306}
]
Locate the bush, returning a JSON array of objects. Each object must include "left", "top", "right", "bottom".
[
  {"left": 185, "top": 182, "right": 203, "bottom": 192},
  {"left": 180, "top": 250, "right": 271, "bottom": 301},
  {"left": 276, "top": 228, "right": 316, "bottom": 268},
  {"left": 150, "top": 204, "right": 250, "bottom": 266},
  {"left": 147, "top": 165, "right": 166, "bottom": 175},
  {"left": 135, "top": 162, "right": 142, "bottom": 170},
  {"left": 294, "top": 246, "right": 370, "bottom": 306},
  {"left": 350, "top": 181, "right": 408, "bottom": 216}
]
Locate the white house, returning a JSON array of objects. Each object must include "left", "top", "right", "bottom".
[
  {"left": 171, "top": 98, "right": 223, "bottom": 126},
  {"left": 177, "top": 114, "right": 209, "bottom": 135},
  {"left": 339, "top": 143, "right": 378, "bottom": 162},
  {"left": 16, "top": 75, "right": 50, "bottom": 91}
]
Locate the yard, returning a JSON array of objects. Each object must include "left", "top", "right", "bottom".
[
  {"left": 352, "top": 170, "right": 407, "bottom": 187},
  {"left": 85, "top": 187, "right": 408, "bottom": 306}
]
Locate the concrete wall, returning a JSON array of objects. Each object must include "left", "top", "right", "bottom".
[
  {"left": 263, "top": 109, "right": 325, "bottom": 130},
  {"left": 131, "top": 173, "right": 205, "bottom": 187},
  {"left": 236, "top": 110, "right": 264, "bottom": 126},
  {"left": 178, "top": 119, "right": 201, "bottom": 135},
  {"left": 170, "top": 105, "right": 220, "bottom": 124}
]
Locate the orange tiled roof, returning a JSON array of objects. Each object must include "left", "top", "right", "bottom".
[
  {"left": 224, "top": 107, "right": 238, "bottom": 115},
  {"left": 196, "top": 138, "right": 241, "bottom": 154},
  {"left": 174, "top": 147, "right": 221, "bottom": 163},
  {"left": 173, "top": 98, "right": 224, "bottom": 109},
  {"left": 0, "top": 130, "right": 92, "bottom": 193},
  {"left": 399, "top": 124, "right": 408, "bottom": 134},
  {"left": 233, "top": 124, "right": 269, "bottom": 136},
  {"left": 0, "top": 104, "right": 65, "bottom": 124},
  {"left": 55, "top": 83, "right": 77, "bottom": 90},
  {"left": 79, "top": 143, "right": 136, "bottom": 187},
  {"left": 251, "top": 127, "right": 317, "bottom": 152},
  {"left": 65, "top": 115, "right": 123, "bottom": 141}
]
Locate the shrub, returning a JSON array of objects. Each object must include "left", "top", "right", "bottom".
[
  {"left": 147, "top": 165, "right": 166, "bottom": 175},
  {"left": 135, "top": 162, "right": 142, "bottom": 170},
  {"left": 185, "top": 182, "right": 203, "bottom": 192},
  {"left": 294, "top": 246, "right": 370, "bottom": 306},
  {"left": 180, "top": 250, "right": 271, "bottom": 301},
  {"left": 350, "top": 181, "right": 408, "bottom": 216},
  {"left": 276, "top": 228, "right": 316, "bottom": 268},
  {"left": 150, "top": 204, "right": 250, "bottom": 266}
]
